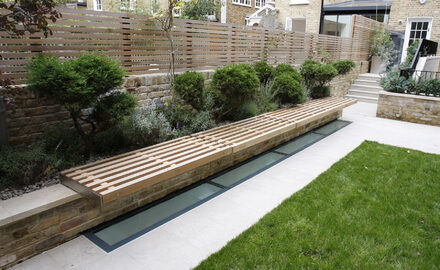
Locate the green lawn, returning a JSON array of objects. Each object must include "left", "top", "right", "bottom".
[{"left": 195, "top": 141, "right": 440, "bottom": 269}]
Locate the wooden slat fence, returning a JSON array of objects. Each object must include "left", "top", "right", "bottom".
[{"left": 0, "top": 8, "right": 383, "bottom": 84}]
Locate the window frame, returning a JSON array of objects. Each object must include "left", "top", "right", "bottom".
[
  {"left": 402, "top": 17, "right": 433, "bottom": 62},
  {"left": 232, "top": 0, "right": 252, "bottom": 8},
  {"left": 255, "top": 0, "right": 265, "bottom": 8},
  {"left": 94, "top": 0, "right": 102, "bottom": 11}
]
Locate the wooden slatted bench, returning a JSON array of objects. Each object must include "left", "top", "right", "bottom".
[{"left": 62, "top": 97, "right": 356, "bottom": 204}]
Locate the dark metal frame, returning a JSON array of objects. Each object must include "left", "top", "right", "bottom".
[{"left": 84, "top": 120, "right": 351, "bottom": 252}]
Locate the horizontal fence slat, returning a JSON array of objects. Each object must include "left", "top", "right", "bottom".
[{"left": 0, "top": 10, "right": 382, "bottom": 84}]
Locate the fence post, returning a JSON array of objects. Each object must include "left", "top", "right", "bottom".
[{"left": 0, "top": 97, "right": 9, "bottom": 148}]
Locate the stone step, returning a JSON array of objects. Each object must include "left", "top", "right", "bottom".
[
  {"left": 347, "top": 89, "right": 380, "bottom": 98},
  {"left": 358, "top": 74, "right": 381, "bottom": 82},
  {"left": 345, "top": 94, "right": 378, "bottom": 104},
  {"left": 349, "top": 84, "right": 383, "bottom": 92},
  {"left": 354, "top": 79, "right": 381, "bottom": 87}
]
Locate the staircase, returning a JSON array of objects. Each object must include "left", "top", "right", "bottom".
[{"left": 345, "top": 73, "right": 382, "bottom": 103}]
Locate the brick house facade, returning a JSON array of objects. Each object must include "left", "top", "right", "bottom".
[{"left": 388, "top": 0, "right": 440, "bottom": 59}]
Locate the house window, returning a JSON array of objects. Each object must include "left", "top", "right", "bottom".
[
  {"left": 121, "top": 0, "right": 135, "bottom": 10},
  {"left": 255, "top": 0, "right": 265, "bottom": 8},
  {"left": 232, "top": 0, "right": 251, "bottom": 7},
  {"left": 94, "top": 0, "right": 102, "bottom": 10},
  {"left": 321, "top": 15, "right": 352, "bottom": 38},
  {"left": 173, "top": 8, "right": 182, "bottom": 17},
  {"left": 402, "top": 18, "right": 432, "bottom": 61}
]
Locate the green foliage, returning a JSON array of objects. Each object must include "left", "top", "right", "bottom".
[
  {"left": 210, "top": 64, "right": 259, "bottom": 120},
  {"left": 370, "top": 27, "right": 397, "bottom": 67},
  {"left": 400, "top": 40, "right": 420, "bottom": 69},
  {"left": 380, "top": 70, "right": 410, "bottom": 93},
  {"left": 41, "top": 125, "right": 85, "bottom": 167},
  {"left": 271, "top": 73, "right": 305, "bottom": 105},
  {"left": 300, "top": 60, "right": 338, "bottom": 98},
  {"left": 155, "top": 99, "right": 191, "bottom": 130},
  {"left": 380, "top": 70, "right": 440, "bottom": 96},
  {"left": 0, "top": 145, "right": 56, "bottom": 189},
  {"left": 310, "top": 85, "right": 331, "bottom": 99},
  {"left": 253, "top": 61, "right": 274, "bottom": 84},
  {"left": 92, "top": 93, "right": 137, "bottom": 130},
  {"left": 272, "top": 64, "right": 302, "bottom": 82},
  {"left": 123, "top": 104, "right": 177, "bottom": 147},
  {"left": 27, "top": 54, "right": 135, "bottom": 154},
  {"left": 181, "top": 93, "right": 217, "bottom": 133},
  {"left": 331, "top": 60, "right": 356, "bottom": 75},
  {"left": 255, "top": 81, "right": 279, "bottom": 114},
  {"left": 174, "top": 71, "right": 205, "bottom": 111},
  {"left": 182, "top": 0, "right": 218, "bottom": 21}
]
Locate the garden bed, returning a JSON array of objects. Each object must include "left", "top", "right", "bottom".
[{"left": 376, "top": 90, "right": 440, "bottom": 126}]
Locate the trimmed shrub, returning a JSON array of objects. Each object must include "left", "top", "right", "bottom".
[
  {"left": 253, "top": 61, "right": 274, "bottom": 84},
  {"left": 174, "top": 71, "right": 205, "bottom": 111},
  {"left": 332, "top": 60, "right": 356, "bottom": 75},
  {"left": 271, "top": 73, "right": 305, "bottom": 105},
  {"left": 272, "top": 64, "right": 302, "bottom": 82},
  {"left": 92, "top": 92, "right": 137, "bottom": 130},
  {"left": 300, "top": 60, "right": 338, "bottom": 98},
  {"left": 27, "top": 54, "right": 136, "bottom": 155},
  {"left": 310, "top": 85, "right": 331, "bottom": 99},
  {"left": 210, "top": 64, "right": 259, "bottom": 119}
]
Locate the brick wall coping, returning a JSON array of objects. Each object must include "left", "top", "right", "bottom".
[
  {"left": 0, "top": 185, "right": 80, "bottom": 227},
  {"left": 379, "top": 90, "right": 440, "bottom": 102}
]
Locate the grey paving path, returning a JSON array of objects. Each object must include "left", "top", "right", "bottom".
[{"left": 11, "top": 102, "right": 440, "bottom": 270}]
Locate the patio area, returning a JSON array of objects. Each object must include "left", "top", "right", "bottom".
[{"left": 10, "top": 101, "right": 440, "bottom": 270}]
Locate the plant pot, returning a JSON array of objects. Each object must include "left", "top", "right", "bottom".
[{"left": 370, "top": 56, "right": 386, "bottom": 74}]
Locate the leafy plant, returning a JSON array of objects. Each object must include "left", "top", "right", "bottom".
[
  {"left": 210, "top": 64, "right": 259, "bottom": 120},
  {"left": 253, "top": 61, "right": 274, "bottom": 84},
  {"left": 174, "top": 71, "right": 205, "bottom": 111},
  {"left": 271, "top": 73, "right": 305, "bottom": 105},
  {"left": 123, "top": 104, "right": 177, "bottom": 147},
  {"left": 300, "top": 60, "right": 338, "bottom": 98},
  {"left": 400, "top": 40, "right": 420, "bottom": 69},
  {"left": 255, "top": 81, "right": 279, "bottom": 114},
  {"left": 331, "top": 60, "right": 356, "bottom": 75},
  {"left": 309, "top": 85, "right": 331, "bottom": 99},
  {"left": 27, "top": 54, "right": 136, "bottom": 155},
  {"left": 370, "top": 27, "right": 397, "bottom": 68},
  {"left": 272, "top": 64, "right": 302, "bottom": 82},
  {"left": 0, "top": 144, "right": 56, "bottom": 189},
  {"left": 380, "top": 70, "right": 410, "bottom": 93},
  {"left": 182, "top": 0, "right": 218, "bottom": 21}
]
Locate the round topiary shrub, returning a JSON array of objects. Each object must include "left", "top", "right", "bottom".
[
  {"left": 210, "top": 64, "right": 259, "bottom": 119},
  {"left": 271, "top": 73, "right": 305, "bottom": 105},
  {"left": 174, "top": 71, "right": 205, "bottom": 111},
  {"left": 310, "top": 85, "right": 331, "bottom": 99},
  {"left": 300, "top": 60, "right": 338, "bottom": 98},
  {"left": 27, "top": 53, "right": 135, "bottom": 155},
  {"left": 272, "top": 64, "right": 302, "bottom": 82},
  {"left": 332, "top": 60, "right": 356, "bottom": 75},
  {"left": 253, "top": 61, "right": 273, "bottom": 84}
]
